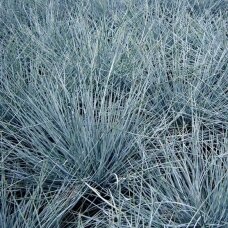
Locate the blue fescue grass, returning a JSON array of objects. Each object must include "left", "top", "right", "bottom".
[{"left": 1, "top": 0, "right": 228, "bottom": 227}]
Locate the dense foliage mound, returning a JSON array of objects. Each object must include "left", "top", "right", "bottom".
[{"left": 1, "top": 0, "right": 227, "bottom": 227}]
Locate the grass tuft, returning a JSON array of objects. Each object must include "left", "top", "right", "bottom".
[{"left": 1, "top": 0, "right": 227, "bottom": 227}]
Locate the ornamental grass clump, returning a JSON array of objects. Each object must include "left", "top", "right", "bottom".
[{"left": 1, "top": 0, "right": 227, "bottom": 227}]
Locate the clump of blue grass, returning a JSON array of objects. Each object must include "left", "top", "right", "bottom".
[{"left": 1, "top": 0, "right": 227, "bottom": 227}]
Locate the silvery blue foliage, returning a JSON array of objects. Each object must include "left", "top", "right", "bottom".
[{"left": 1, "top": 0, "right": 227, "bottom": 227}]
